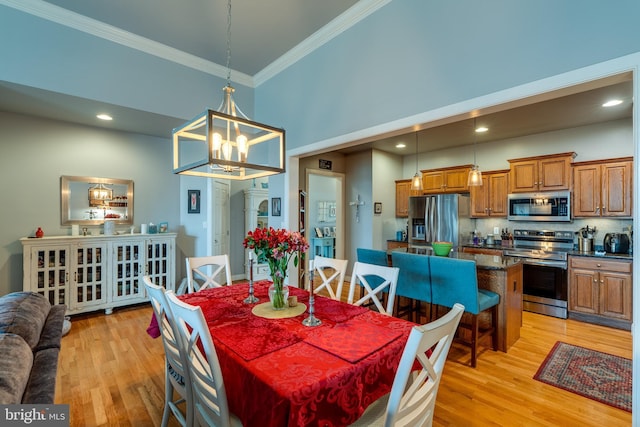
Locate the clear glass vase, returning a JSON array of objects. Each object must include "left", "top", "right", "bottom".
[{"left": 268, "top": 281, "right": 289, "bottom": 311}]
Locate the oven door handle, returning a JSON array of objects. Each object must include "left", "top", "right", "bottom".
[{"left": 521, "top": 258, "right": 567, "bottom": 269}]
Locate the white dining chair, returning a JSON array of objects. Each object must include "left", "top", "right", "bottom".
[
  {"left": 312, "top": 255, "right": 348, "bottom": 301},
  {"left": 350, "top": 303, "right": 464, "bottom": 427},
  {"left": 347, "top": 261, "right": 399, "bottom": 316},
  {"left": 184, "top": 254, "right": 232, "bottom": 293},
  {"left": 143, "top": 276, "right": 192, "bottom": 427},
  {"left": 165, "top": 291, "right": 243, "bottom": 427}
]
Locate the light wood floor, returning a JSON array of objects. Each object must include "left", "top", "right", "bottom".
[{"left": 55, "top": 303, "right": 632, "bottom": 426}]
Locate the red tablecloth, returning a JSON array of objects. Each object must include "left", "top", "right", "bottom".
[{"left": 148, "top": 281, "right": 416, "bottom": 427}]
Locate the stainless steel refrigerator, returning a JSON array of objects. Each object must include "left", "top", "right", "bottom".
[{"left": 408, "top": 194, "right": 472, "bottom": 248}]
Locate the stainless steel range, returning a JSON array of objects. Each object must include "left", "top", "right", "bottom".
[{"left": 504, "top": 229, "right": 574, "bottom": 319}]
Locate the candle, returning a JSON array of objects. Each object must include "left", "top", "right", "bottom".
[
  {"left": 309, "top": 260, "right": 314, "bottom": 271},
  {"left": 249, "top": 251, "right": 254, "bottom": 261},
  {"left": 308, "top": 260, "right": 314, "bottom": 293}
]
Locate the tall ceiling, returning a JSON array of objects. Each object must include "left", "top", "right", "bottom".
[{"left": 0, "top": 0, "right": 634, "bottom": 152}]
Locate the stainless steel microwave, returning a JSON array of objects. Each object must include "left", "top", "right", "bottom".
[{"left": 507, "top": 191, "right": 571, "bottom": 222}]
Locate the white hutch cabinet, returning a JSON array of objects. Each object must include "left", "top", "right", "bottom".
[
  {"left": 244, "top": 188, "right": 270, "bottom": 281},
  {"left": 21, "top": 233, "right": 176, "bottom": 314}
]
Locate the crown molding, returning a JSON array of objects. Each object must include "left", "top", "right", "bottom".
[
  {"left": 0, "top": 0, "right": 254, "bottom": 87},
  {"left": 254, "top": 0, "right": 392, "bottom": 87}
]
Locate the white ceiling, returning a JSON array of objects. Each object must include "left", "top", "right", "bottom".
[{"left": 0, "top": 0, "right": 634, "bottom": 153}]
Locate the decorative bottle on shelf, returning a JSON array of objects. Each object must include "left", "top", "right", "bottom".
[{"left": 35, "top": 227, "right": 44, "bottom": 238}]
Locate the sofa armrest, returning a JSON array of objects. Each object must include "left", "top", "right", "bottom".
[{"left": 34, "top": 304, "right": 66, "bottom": 352}]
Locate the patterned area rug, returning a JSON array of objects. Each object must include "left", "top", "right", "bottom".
[{"left": 534, "top": 341, "right": 632, "bottom": 412}]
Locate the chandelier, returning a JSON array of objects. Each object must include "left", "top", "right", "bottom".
[
  {"left": 172, "top": 0, "right": 285, "bottom": 180},
  {"left": 88, "top": 183, "right": 113, "bottom": 206}
]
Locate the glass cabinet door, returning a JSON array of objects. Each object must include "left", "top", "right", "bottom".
[
  {"left": 72, "top": 242, "right": 108, "bottom": 309},
  {"left": 112, "top": 240, "right": 145, "bottom": 301},
  {"left": 31, "top": 245, "right": 69, "bottom": 307}
]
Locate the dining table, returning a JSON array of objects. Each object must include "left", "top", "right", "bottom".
[{"left": 147, "top": 280, "right": 417, "bottom": 427}]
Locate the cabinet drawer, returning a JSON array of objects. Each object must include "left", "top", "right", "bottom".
[
  {"left": 256, "top": 264, "right": 270, "bottom": 275},
  {"left": 462, "top": 247, "right": 503, "bottom": 256},
  {"left": 387, "top": 241, "right": 408, "bottom": 250},
  {"left": 569, "top": 257, "right": 632, "bottom": 273}
]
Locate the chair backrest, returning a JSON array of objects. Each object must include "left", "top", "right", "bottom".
[
  {"left": 186, "top": 255, "right": 232, "bottom": 293},
  {"left": 429, "top": 256, "right": 480, "bottom": 314},
  {"left": 356, "top": 248, "right": 388, "bottom": 266},
  {"left": 391, "top": 251, "right": 432, "bottom": 302},
  {"left": 143, "top": 276, "right": 192, "bottom": 426},
  {"left": 165, "top": 291, "right": 233, "bottom": 427},
  {"left": 384, "top": 303, "right": 464, "bottom": 426},
  {"left": 312, "top": 255, "right": 348, "bottom": 301},
  {"left": 356, "top": 248, "right": 389, "bottom": 289},
  {"left": 347, "top": 261, "right": 399, "bottom": 315}
]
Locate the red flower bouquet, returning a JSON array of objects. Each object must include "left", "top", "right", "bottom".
[{"left": 243, "top": 227, "right": 309, "bottom": 309}]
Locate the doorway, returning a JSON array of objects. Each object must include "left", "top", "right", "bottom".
[{"left": 306, "top": 170, "right": 345, "bottom": 260}]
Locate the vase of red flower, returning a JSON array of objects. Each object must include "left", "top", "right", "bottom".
[{"left": 243, "top": 227, "right": 309, "bottom": 310}]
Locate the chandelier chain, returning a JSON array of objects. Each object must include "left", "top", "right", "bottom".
[{"left": 225, "top": 0, "right": 232, "bottom": 85}]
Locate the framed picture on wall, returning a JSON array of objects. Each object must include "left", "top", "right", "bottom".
[
  {"left": 272, "top": 197, "right": 282, "bottom": 216},
  {"left": 188, "top": 190, "right": 200, "bottom": 214},
  {"left": 315, "top": 227, "right": 323, "bottom": 238}
]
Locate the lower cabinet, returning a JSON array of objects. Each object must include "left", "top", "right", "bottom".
[
  {"left": 568, "top": 256, "right": 632, "bottom": 329},
  {"left": 22, "top": 233, "right": 176, "bottom": 315}
]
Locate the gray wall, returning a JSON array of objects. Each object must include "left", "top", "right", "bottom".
[{"left": 0, "top": 112, "right": 180, "bottom": 295}]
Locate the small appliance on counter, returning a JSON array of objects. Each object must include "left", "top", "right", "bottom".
[
  {"left": 576, "top": 226, "right": 596, "bottom": 253},
  {"left": 603, "top": 233, "right": 630, "bottom": 254}
]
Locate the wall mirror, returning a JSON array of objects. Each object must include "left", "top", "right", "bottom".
[{"left": 61, "top": 175, "right": 134, "bottom": 225}]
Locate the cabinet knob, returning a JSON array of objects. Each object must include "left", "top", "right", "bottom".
[
  {"left": 600, "top": 279, "right": 604, "bottom": 284},
  {"left": 596, "top": 263, "right": 601, "bottom": 267}
]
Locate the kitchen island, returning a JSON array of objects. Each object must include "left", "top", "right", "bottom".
[{"left": 390, "top": 247, "right": 523, "bottom": 352}]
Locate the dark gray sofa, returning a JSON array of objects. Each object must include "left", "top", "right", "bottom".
[{"left": 0, "top": 291, "right": 66, "bottom": 404}]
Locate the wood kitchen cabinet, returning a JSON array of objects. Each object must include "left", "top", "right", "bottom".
[
  {"left": 572, "top": 157, "right": 632, "bottom": 218},
  {"left": 461, "top": 246, "right": 503, "bottom": 256},
  {"left": 470, "top": 170, "right": 509, "bottom": 217},
  {"left": 568, "top": 256, "right": 632, "bottom": 330},
  {"left": 422, "top": 165, "right": 472, "bottom": 194},
  {"left": 508, "top": 152, "right": 575, "bottom": 193},
  {"left": 395, "top": 179, "right": 413, "bottom": 217}
]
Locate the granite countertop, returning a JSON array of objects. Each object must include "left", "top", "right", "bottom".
[
  {"left": 566, "top": 251, "right": 633, "bottom": 261},
  {"left": 389, "top": 247, "right": 522, "bottom": 270},
  {"left": 461, "top": 243, "right": 633, "bottom": 261}
]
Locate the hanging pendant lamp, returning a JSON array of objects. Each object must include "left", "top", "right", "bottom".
[
  {"left": 411, "top": 132, "right": 423, "bottom": 191},
  {"left": 467, "top": 118, "right": 483, "bottom": 187},
  {"left": 172, "top": 0, "right": 285, "bottom": 180}
]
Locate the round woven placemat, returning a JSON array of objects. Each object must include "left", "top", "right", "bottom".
[{"left": 252, "top": 302, "right": 307, "bottom": 319}]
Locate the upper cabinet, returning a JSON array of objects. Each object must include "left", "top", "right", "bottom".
[
  {"left": 470, "top": 170, "right": 509, "bottom": 218},
  {"left": 422, "top": 165, "right": 472, "bottom": 194},
  {"left": 395, "top": 179, "right": 420, "bottom": 217},
  {"left": 572, "top": 157, "right": 633, "bottom": 218},
  {"left": 508, "top": 152, "right": 575, "bottom": 193}
]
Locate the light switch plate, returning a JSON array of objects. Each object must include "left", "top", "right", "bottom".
[{"left": 494, "top": 226, "right": 500, "bottom": 235}]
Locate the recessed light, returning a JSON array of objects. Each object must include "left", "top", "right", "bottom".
[
  {"left": 96, "top": 114, "right": 113, "bottom": 121},
  {"left": 475, "top": 126, "right": 488, "bottom": 133},
  {"left": 602, "top": 99, "right": 623, "bottom": 107},
  {"left": 396, "top": 143, "right": 406, "bottom": 148}
]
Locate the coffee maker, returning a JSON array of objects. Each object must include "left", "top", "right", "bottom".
[{"left": 603, "top": 233, "right": 630, "bottom": 254}]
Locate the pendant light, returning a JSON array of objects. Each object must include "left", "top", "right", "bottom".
[
  {"left": 172, "top": 0, "right": 285, "bottom": 180},
  {"left": 411, "top": 132, "right": 423, "bottom": 191},
  {"left": 467, "top": 118, "right": 483, "bottom": 187}
]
